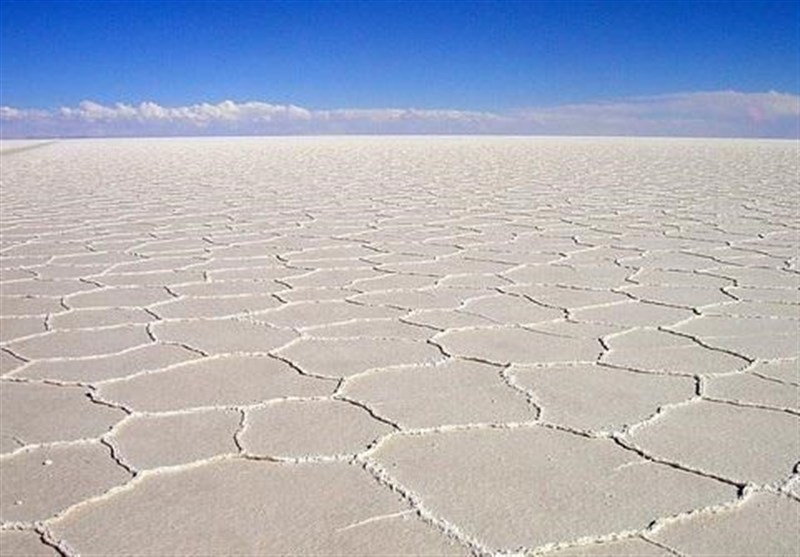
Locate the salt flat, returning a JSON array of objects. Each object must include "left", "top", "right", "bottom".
[{"left": 0, "top": 136, "right": 797, "bottom": 556}]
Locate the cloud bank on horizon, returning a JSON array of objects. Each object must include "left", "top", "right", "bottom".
[{"left": 1, "top": 90, "right": 797, "bottom": 139}]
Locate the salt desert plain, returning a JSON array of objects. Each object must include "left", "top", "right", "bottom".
[{"left": 0, "top": 137, "right": 797, "bottom": 556}]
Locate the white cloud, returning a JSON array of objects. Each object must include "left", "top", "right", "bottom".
[
  {"left": 54, "top": 100, "right": 312, "bottom": 125},
  {"left": 0, "top": 106, "right": 50, "bottom": 120},
  {"left": 512, "top": 91, "right": 799, "bottom": 137},
  {"left": 1, "top": 91, "right": 797, "bottom": 138}
]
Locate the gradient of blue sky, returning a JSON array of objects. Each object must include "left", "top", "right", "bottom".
[
  {"left": 1, "top": 1, "right": 798, "bottom": 137},
  {"left": 2, "top": 0, "right": 798, "bottom": 109}
]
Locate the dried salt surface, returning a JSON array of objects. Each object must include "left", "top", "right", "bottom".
[
  {"left": 149, "top": 293, "right": 282, "bottom": 319},
  {"left": 6, "top": 325, "right": 151, "bottom": 359},
  {"left": 748, "top": 359, "right": 799, "bottom": 385},
  {"left": 510, "top": 363, "right": 695, "bottom": 431},
  {"left": 626, "top": 400, "right": 799, "bottom": 485},
  {"left": 651, "top": 491, "right": 800, "bottom": 556},
  {"left": 0, "top": 137, "right": 798, "bottom": 555},
  {"left": 0, "top": 382, "right": 124, "bottom": 451},
  {"left": 305, "top": 317, "right": 435, "bottom": 341},
  {"left": 602, "top": 328, "right": 750, "bottom": 375},
  {"left": 0, "top": 442, "right": 132, "bottom": 522},
  {"left": 541, "top": 537, "right": 673, "bottom": 556},
  {"left": 97, "top": 356, "right": 334, "bottom": 412},
  {"left": 0, "top": 349, "right": 26, "bottom": 375},
  {"left": 275, "top": 337, "right": 445, "bottom": 377},
  {"left": 342, "top": 359, "right": 536, "bottom": 428},
  {"left": 10, "top": 343, "right": 203, "bottom": 383},
  {"left": 705, "top": 372, "right": 799, "bottom": 411},
  {"left": 150, "top": 317, "right": 299, "bottom": 355},
  {"left": 0, "top": 317, "right": 46, "bottom": 344},
  {"left": 111, "top": 409, "right": 241, "bottom": 469},
  {"left": 255, "top": 299, "right": 404, "bottom": 328},
  {"left": 437, "top": 326, "right": 603, "bottom": 365},
  {"left": 372, "top": 427, "right": 734, "bottom": 551},
  {"left": 48, "top": 461, "right": 465, "bottom": 555},
  {"left": 0, "top": 530, "right": 60, "bottom": 556},
  {"left": 240, "top": 399, "right": 394, "bottom": 457}
]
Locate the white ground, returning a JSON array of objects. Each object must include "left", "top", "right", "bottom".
[{"left": 0, "top": 137, "right": 797, "bottom": 556}]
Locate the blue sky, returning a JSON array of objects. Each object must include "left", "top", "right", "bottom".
[{"left": 1, "top": 0, "right": 798, "bottom": 137}]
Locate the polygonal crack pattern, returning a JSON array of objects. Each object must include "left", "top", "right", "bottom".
[{"left": 0, "top": 138, "right": 797, "bottom": 556}]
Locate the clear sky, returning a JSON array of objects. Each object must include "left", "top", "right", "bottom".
[{"left": 1, "top": 0, "right": 798, "bottom": 138}]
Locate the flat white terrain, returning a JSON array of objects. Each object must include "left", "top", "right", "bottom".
[{"left": 0, "top": 137, "right": 797, "bottom": 556}]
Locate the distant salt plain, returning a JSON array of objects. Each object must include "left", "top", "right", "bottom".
[{"left": 0, "top": 137, "right": 797, "bottom": 556}]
